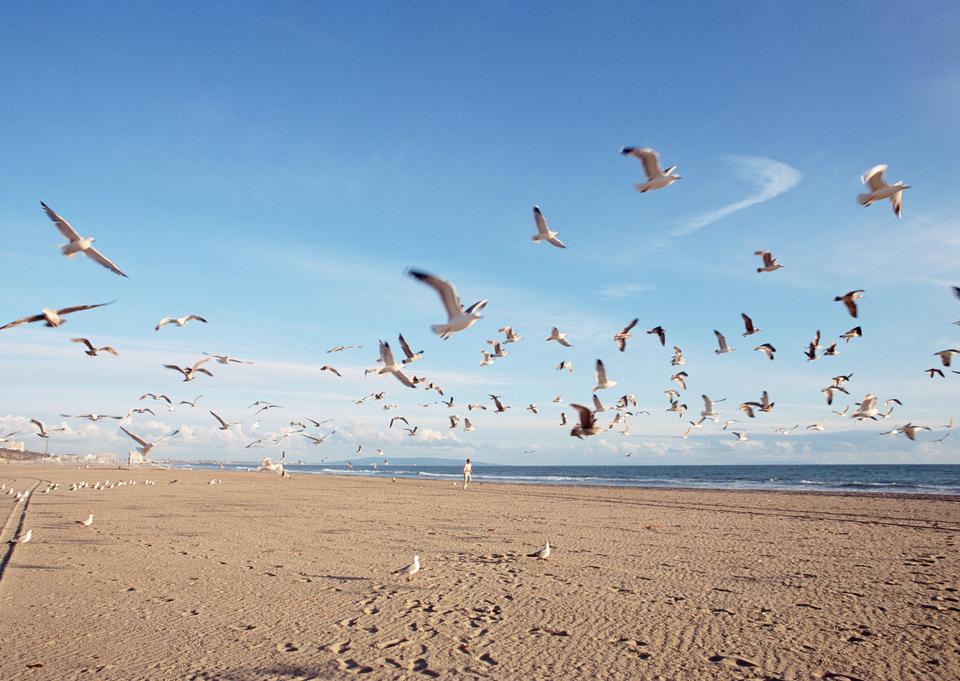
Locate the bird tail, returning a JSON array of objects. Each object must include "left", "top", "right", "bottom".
[
  {"left": 856, "top": 192, "right": 872, "bottom": 206},
  {"left": 634, "top": 182, "right": 649, "bottom": 193},
  {"left": 430, "top": 324, "right": 449, "bottom": 338}
]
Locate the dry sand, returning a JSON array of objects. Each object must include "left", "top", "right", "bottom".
[{"left": 1, "top": 463, "right": 958, "bottom": 680}]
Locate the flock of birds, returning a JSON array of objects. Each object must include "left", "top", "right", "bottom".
[{"left": 0, "top": 151, "right": 954, "bottom": 471}]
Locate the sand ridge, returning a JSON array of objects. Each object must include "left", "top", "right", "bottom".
[{"left": 1, "top": 463, "right": 958, "bottom": 680}]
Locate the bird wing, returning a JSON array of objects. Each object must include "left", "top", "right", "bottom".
[
  {"left": 570, "top": 404, "right": 594, "bottom": 429},
  {"left": 861, "top": 165, "right": 889, "bottom": 191},
  {"left": 187, "top": 315, "right": 207, "bottom": 323},
  {"left": 71, "top": 337, "right": 95, "bottom": 351},
  {"left": 57, "top": 301, "right": 114, "bottom": 316},
  {"left": 30, "top": 419, "right": 46, "bottom": 435},
  {"left": 702, "top": 395, "right": 713, "bottom": 412},
  {"left": 714, "top": 330, "right": 728, "bottom": 351},
  {"left": 843, "top": 298, "right": 858, "bottom": 317},
  {"left": 398, "top": 333, "right": 415, "bottom": 359},
  {"left": 119, "top": 426, "right": 149, "bottom": 447},
  {"left": 533, "top": 206, "right": 550, "bottom": 236},
  {"left": 391, "top": 369, "right": 416, "bottom": 388},
  {"left": 380, "top": 340, "right": 396, "bottom": 366},
  {"left": 210, "top": 411, "right": 228, "bottom": 428},
  {"left": 595, "top": 359, "right": 608, "bottom": 384},
  {"left": 592, "top": 394, "right": 603, "bottom": 411},
  {"left": 0, "top": 312, "right": 46, "bottom": 331},
  {"left": 741, "top": 313, "right": 754, "bottom": 333},
  {"left": 155, "top": 317, "right": 174, "bottom": 330},
  {"left": 890, "top": 190, "right": 902, "bottom": 218},
  {"left": 84, "top": 246, "right": 128, "bottom": 277},
  {"left": 40, "top": 201, "right": 82, "bottom": 241},
  {"left": 621, "top": 318, "right": 638, "bottom": 335},
  {"left": 408, "top": 270, "right": 462, "bottom": 320},
  {"left": 635, "top": 148, "right": 663, "bottom": 179}
]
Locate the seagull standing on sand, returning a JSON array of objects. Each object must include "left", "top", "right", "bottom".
[
  {"left": 527, "top": 542, "right": 551, "bottom": 559},
  {"left": 857, "top": 165, "right": 909, "bottom": 218},
  {"left": 393, "top": 554, "right": 420, "bottom": 577},
  {"left": 155, "top": 315, "right": 207, "bottom": 331},
  {"left": 0, "top": 302, "right": 114, "bottom": 331},
  {"left": 620, "top": 147, "right": 680, "bottom": 192},
  {"left": 40, "top": 201, "right": 128, "bottom": 277},
  {"left": 531, "top": 206, "right": 566, "bottom": 248},
  {"left": 592, "top": 359, "right": 617, "bottom": 391},
  {"left": 79, "top": 514, "right": 94, "bottom": 527},
  {"left": 14, "top": 529, "right": 32, "bottom": 543},
  {"left": 407, "top": 270, "right": 487, "bottom": 338}
]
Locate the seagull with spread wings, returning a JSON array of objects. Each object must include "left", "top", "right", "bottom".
[
  {"left": 570, "top": 404, "right": 602, "bottom": 438},
  {"left": 209, "top": 411, "right": 241, "bottom": 431},
  {"left": 546, "top": 327, "right": 573, "bottom": 347},
  {"left": 398, "top": 334, "right": 424, "bottom": 365},
  {"left": 714, "top": 330, "right": 734, "bottom": 354},
  {"left": 740, "top": 313, "right": 761, "bottom": 337},
  {"left": 613, "top": 318, "right": 638, "bottom": 351},
  {"left": 407, "top": 270, "right": 487, "bottom": 338},
  {"left": 377, "top": 340, "right": 416, "bottom": 388},
  {"left": 592, "top": 359, "right": 617, "bottom": 392},
  {"left": 163, "top": 357, "right": 213, "bottom": 382},
  {"left": 531, "top": 206, "right": 566, "bottom": 248},
  {"left": 754, "top": 250, "right": 784, "bottom": 273},
  {"left": 202, "top": 353, "right": 252, "bottom": 365},
  {"left": 119, "top": 425, "right": 179, "bottom": 459},
  {"left": 857, "top": 164, "right": 909, "bottom": 218},
  {"left": 0, "top": 301, "right": 114, "bottom": 331},
  {"left": 620, "top": 147, "right": 681, "bottom": 192},
  {"left": 40, "top": 201, "right": 128, "bottom": 277},
  {"left": 834, "top": 290, "right": 865, "bottom": 318},
  {"left": 156, "top": 314, "right": 207, "bottom": 331},
  {"left": 71, "top": 337, "right": 118, "bottom": 357}
]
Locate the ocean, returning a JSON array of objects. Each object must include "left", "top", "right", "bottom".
[{"left": 181, "top": 462, "right": 960, "bottom": 495}]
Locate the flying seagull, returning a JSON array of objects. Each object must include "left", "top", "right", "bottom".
[
  {"left": 327, "top": 345, "right": 361, "bottom": 353},
  {"left": 202, "top": 353, "right": 253, "bottom": 365},
  {"left": 209, "top": 411, "right": 240, "bottom": 431},
  {"left": 754, "top": 250, "right": 784, "bottom": 273},
  {"left": 546, "top": 327, "right": 573, "bottom": 347},
  {"left": 40, "top": 201, "right": 128, "bottom": 277},
  {"left": 840, "top": 326, "right": 862, "bottom": 343},
  {"left": 398, "top": 334, "right": 424, "bottom": 365},
  {"left": 319, "top": 365, "right": 342, "bottom": 377},
  {"left": 61, "top": 413, "right": 123, "bottom": 422},
  {"left": 0, "top": 301, "right": 113, "bottom": 331},
  {"left": 119, "top": 425, "right": 179, "bottom": 459},
  {"left": 155, "top": 315, "right": 207, "bottom": 331},
  {"left": 163, "top": 357, "right": 213, "bottom": 382},
  {"left": 490, "top": 394, "right": 510, "bottom": 413},
  {"left": 933, "top": 349, "right": 960, "bottom": 367},
  {"left": 646, "top": 325, "right": 666, "bottom": 346},
  {"left": 740, "top": 313, "right": 760, "bottom": 337},
  {"left": 857, "top": 164, "right": 909, "bottom": 218},
  {"left": 531, "top": 206, "right": 566, "bottom": 248},
  {"left": 671, "top": 346, "right": 685, "bottom": 366},
  {"left": 499, "top": 326, "right": 522, "bottom": 343},
  {"left": 557, "top": 360, "right": 574, "bottom": 373},
  {"left": 671, "top": 372, "right": 688, "bottom": 390},
  {"left": 834, "top": 290, "right": 865, "bottom": 318},
  {"left": 620, "top": 147, "right": 681, "bottom": 192},
  {"left": 70, "top": 337, "right": 118, "bottom": 357},
  {"left": 592, "top": 359, "right": 617, "bottom": 391},
  {"left": 714, "top": 330, "right": 734, "bottom": 354},
  {"left": 754, "top": 343, "right": 776, "bottom": 360},
  {"left": 613, "top": 318, "right": 638, "bottom": 351},
  {"left": 407, "top": 270, "right": 487, "bottom": 338},
  {"left": 377, "top": 341, "right": 416, "bottom": 388},
  {"left": 569, "top": 404, "right": 602, "bottom": 438}
]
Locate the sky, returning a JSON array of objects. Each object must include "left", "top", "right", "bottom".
[{"left": 1, "top": 2, "right": 959, "bottom": 465}]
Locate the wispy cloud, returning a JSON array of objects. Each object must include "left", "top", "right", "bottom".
[
  {"left": 598, "top": 283, "right": 656, "bottom": 300},
  {"left": 672, "top": 155, "right": 802, "bottom": 239}
]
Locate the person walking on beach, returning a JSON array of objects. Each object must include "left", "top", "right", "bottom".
[{"left": 463, "top": 458, "right": 472, "bottom": 488}]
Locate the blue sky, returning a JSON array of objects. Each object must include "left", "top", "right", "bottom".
[{"left": 1, "top": 2, "right": 959, "bottom": 464}]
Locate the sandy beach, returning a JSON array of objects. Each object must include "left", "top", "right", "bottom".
[{"left": 1, "top": 463, "right": 958, "bottom": 680}]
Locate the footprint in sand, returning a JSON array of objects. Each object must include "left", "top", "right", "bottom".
[{"left": 709, "top": 654, "right": 757, "bottom": 668}]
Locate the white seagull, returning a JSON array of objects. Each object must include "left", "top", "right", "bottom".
[
  {"left": 393, "top": 554, "right": 420, "bottom": 577},
  {"left": 714, "top": 330, "right": 734, "bottom": 354},
  {"left": 620, "top": 147, "right": 681, "bottom": 192},
  {"left": 754, "top": 250, "right": 784, "bottom": 273},
  {"left": 0, "top": 301, "right": 114, "bottom": 332},
  {"left": 40, "top": 201, "right": 128, "bottom": 277},
  {"left": 527, "top": 542, "right": 551, "bottom": 559},
  {"left": 377, "top": 341, "right": 416, "bottom": 388},
  {"left": 155, "top": 314, "right": 207, "bottom": 331},
  {"left": 857, "top": 164, "right": 909, "bottom": 218},
  {"left": 119, "top": 426, "right": 179, "bottom": 459},
  {"left": 592, "top": 359, "right": 617, "bottom": 392},
  {"left": 407, "top": 270, "right": 487, "bottom": 338},
  {"left": 546, "top": 327, "right": 573, "bottom": 347},
  {"left": 71, "top": 337, "right": 119, "bottom": 357},
  {"left": 531, "top": 206, "right": 566, "bottom": 248}
]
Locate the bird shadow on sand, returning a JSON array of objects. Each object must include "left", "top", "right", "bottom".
[{"left": 191, "top": 664, "right": 332, "bottom": 680}]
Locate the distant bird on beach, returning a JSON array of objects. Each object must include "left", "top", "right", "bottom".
[
  {"left": 14, "top": 528, "right": 32, "bottom": 544},
  {"left": 620, "top": 147, "right": 680, "bottom": 192},
  {"left": 754, "top": 250, "right": 784, "bottom": 273},
  {"left": 0, "top": 302, "right": 114, "bottom": 331},
  {"left": 40, "top": 201, "right": 128, "bottom": 277},
  {"left": 407, "top": 270, "right": 487, "bottom": 338},
  {"left": 857, "top": 164, "right": 909, "bottom": 218},
  {"left": 79, "top": 514, "right": 94, "bottom": 527},
  {"left": 527, "top": 542, "right": 551, "bottom": 559},
  {"left": 393, "top": 554, "right": 420, "bottom": 576},
  {"left": 155, "top": 314, "right": 207, "bottom": 331},
  {"left": 71, "top": 337, "right": 118, "bottom": 357},
  {"left": 531, "top": 206, "right": 566, "bottom": 248}
]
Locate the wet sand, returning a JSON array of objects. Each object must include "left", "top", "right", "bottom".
[{"left": 1, "top": 463, "right": 958, "bottom": 680}]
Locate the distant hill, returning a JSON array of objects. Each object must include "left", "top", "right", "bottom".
[{"left": 0, "top": 447, "right": 49, "bottom": 462}]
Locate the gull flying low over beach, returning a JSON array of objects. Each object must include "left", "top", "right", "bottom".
[
  {"left": 0, "top": 301, "right": 114, "bottom": 331},
  {"left": 71, "top": 338, "right": 118, "bottom": 357},
  {"left": 119, "top": 425, "right": 179, "bottom": 459},
  {"left": 569, "top": 404, "right": 602, "bottom": 438},
  {"left": 754, "top": 250, "right": 784, "bottom": 273},
  {"left": 531, "top": 206, "right": 566, "bottom": 248},
  {"left": 620, "top": 147, "right": 680, "bottom": 192},
  {"left": 209, "top": 411, "right": 241, "bottom": 431},
  {"left": 407, "top": 270, "right": 487, "bottom": 338},
  {"left": 857, "top": 164, "right": 909, "bottom": 218},
  {"left": 155, "top": 314, "right": 207, "bottom": 331},
  {"left": 40, "top": 201, "right": 128, "bottom": 277}
]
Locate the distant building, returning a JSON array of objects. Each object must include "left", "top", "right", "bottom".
[
  {"left": 2, "top": 441, "right": 26, "bottom": 452},
  {"left": 83, "top": 452, "right": 117, "bottom": 464}
]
